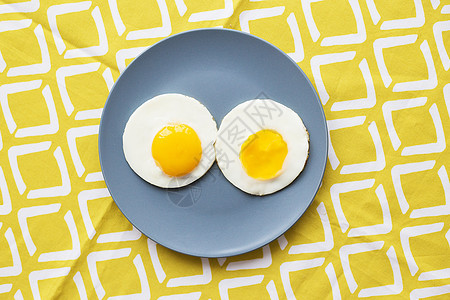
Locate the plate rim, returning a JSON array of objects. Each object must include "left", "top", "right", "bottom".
[{"left": 98, "top": 28, "right": 328, "bottom": 257}]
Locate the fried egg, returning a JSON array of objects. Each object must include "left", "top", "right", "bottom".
[
  {"left": 215, "top": 99, "right": 309, "bottom": 195},
  {"left": 123, "top": 93, "right": 217, "bottom": 188}
]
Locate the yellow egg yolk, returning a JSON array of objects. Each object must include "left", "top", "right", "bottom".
[
  {"left": 239, "top": 129, "right": 288, "bottom": 180},
  {"left": 152, "top": 124, "right": 202, "bottom": 177}
]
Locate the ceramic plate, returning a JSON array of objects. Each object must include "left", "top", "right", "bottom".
[{"left": 99, "top": 29, "right": 327, "bottom": 257}]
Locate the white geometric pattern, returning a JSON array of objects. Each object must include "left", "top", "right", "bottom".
[
  {"left": 366, "top": 0, "right": 425, "bottom": 29},
  {"left": 239, "top": 7, "right": 304, "bottom": 63},
  {"left": 288, "top": 202, "right": 334, "bottom": 254},
  {"left": 400, "top": 223, "right": 450, "bottom": 281},
  {"left": 311, "top": 51, "right": 354, "bottom": 105},
  {"left": 97, "top": 226, "right": 142, "bottom": 244},
  {"left": 66, "top": 125, "right": 101, "bottom": 181},
  {"left": 327, "top": 117, "right": 385, "bottom": 174},
  {"left": 239, "top": 7, "right": 285, "bottom": 35},
  {"left": 87, "top": 248, "right": 150, "bottom": 299},
  {"left": 29, "top": 267, "right": 71, "bottom": 300},
  {"left": 48, "top": 1, "right": 108, "bottom": 58},
  {"left": 146, "top": 239, "right": 213, "bottom": 288},
  {"left": 0, "top": 224, "right": 22, "bottom": 277},
  {"left": 302, "top": 0, "right": 366, "bottom": 45},
  {"left": 0, "top": 20, "right": 32, "bottom": 73},
  {"left": 310, "top": 51, "right": 375, "bottom": 109},
  {"left": 0, "top": 167, "right": 11, "bottom": 215},
  {"left": 6, "top": 24, "right": 50, "bottom": 77},
  {"left": 8, "top": 142, "right": 71, "bottom": 198},
  {"left": 402, "top": 104, "right": 445, "bottom": 156},
  {"left": 147, "top": 239, "right": 167, "bottom": 283},
  {"left": 0, "top": 0, "right": 39, "bottom": 14},
  {"left": 167, "top": 258, "right": 211, "bottom": 287},
  {"left": 0, "top": 283, "right": 12, "bottom": 294},
  {"left": 392, "top": 161, "right": 450, "bottom": 217},
  {"left": 433, "top": 20, "right": 450, "bottom": 71},
  {"left": 382, "top": 97, "right": 429, "bottom": 151},
  {"left": 327, "top": 116, "right": 364, "bottom": 170},
  {"left": 373, "top": 35, "right": 437, "bottom": 92},
  {"left": 330, "top": 180, "right": 392, "bottom": 237},
  {"left": 410, "top": 284, "right": 450, "bottom": 300},
  {"left": 14, "top": 289, "right": 24, "bottom": 300},
  {"left": 226, "top": 245, "right": 272, "bottom": 270},
  {"left": 265, "top": 280, "right": 279, "bottom": 300},
  {"left": 109, "top": 0, "right": 171, "bottom": 40},
  {"left": 56, "top": 62, "right": 104, "bottom": 116},
  {"left": 0, "top": 20, "right": 50, "bottom": 76},
  {"left": 17, "top": 204, "right": 81, "bottom": 262},
  {"left": 219, "top": 275, "right": 265, "bottom": 300},
  {"left": 185, "top": 0, "right": 233, "bottom": 22},
  {"left": 445, "top": 83, "right": 450, "bottom": 117},
  {"left": 158, "top": 292, "right": 201, "bottom": 300},
  {"left": 280, "top": 258, "right": 331, "bottom": 299},
  {"left": 339, "top": 242, "right": 402, "bottom": 297},
  {"left": 78, "top": 188, "right": 141, "bottom": 242},
  {"left": 73, "top": 272, "right": 88, "bottom": 300},
  {"left": 0, "top": 80, "right": 58, "bottom": 137},
  {"left": 116, "top": 47, "right": 147, "bottom": 73}
]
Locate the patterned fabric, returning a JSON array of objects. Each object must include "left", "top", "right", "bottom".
[{"left": 0, "top": 0, "right": 449, "bottom": 299}]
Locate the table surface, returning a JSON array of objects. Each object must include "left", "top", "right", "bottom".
[{"left": 1, "top": 0, "right": 449, "bottom": 299}]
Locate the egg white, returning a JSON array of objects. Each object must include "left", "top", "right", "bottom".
[
  {"left": 215, "top": 99, "right": 309, "bottom": 196},
  {"left": 123, "top": 93, "right": 217, "bottom": 188}
]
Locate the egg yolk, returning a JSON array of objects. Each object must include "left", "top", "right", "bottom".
[
  {"left": 239, "top": 129, "right": 288, "bottom": 180},
  {"left": 152, "top": 124, "right": 202, "bottom": 177}
]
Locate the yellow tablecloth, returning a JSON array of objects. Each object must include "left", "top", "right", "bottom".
[{"left": 1, "top": 0, "right": 450, "bottom": 299}]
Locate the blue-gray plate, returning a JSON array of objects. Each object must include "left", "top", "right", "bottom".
[{"left": 99, "top": 28, "right": 327, "bottom": 258}]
